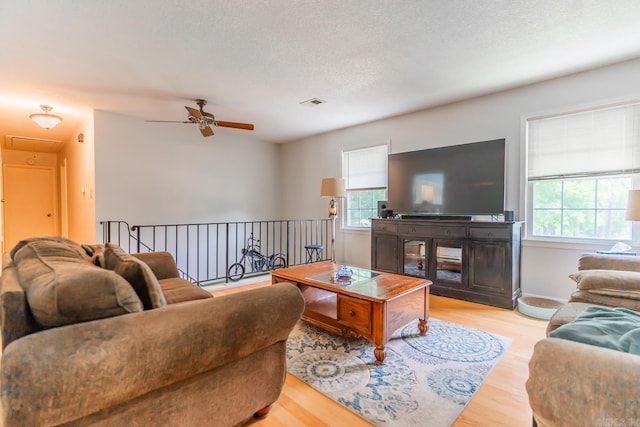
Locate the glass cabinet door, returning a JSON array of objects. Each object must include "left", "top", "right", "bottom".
[
  {"left": 435, "top": 241, "right": 463, "bottom": 284},
  {"left": 403, "top": 240, "right": 427, "bottom": 278}
]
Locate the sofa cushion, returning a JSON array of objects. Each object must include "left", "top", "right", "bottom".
[
  {"left": 158, "top": 277, "right": 213, "bottom": 304},
  {"left": 569, "top": 269, "right": 640, "bottom": 291},
  {"left": 104, "top": 243, "right": 166, "bottom": 310},
  {"left": 578, "top": 253, "right": 640, "bottom": 272},
  {"left": 569, "top": 290, "right": 640, "bottom": 312},
  {"left": 588, "top": 288, "right": 640, "bottom": 300},
  {"left": 546, "top": 302, "right": 595, "bottom": 335},
  {"left": 12, "top": 242, "right": 143, "bottom": 329}
]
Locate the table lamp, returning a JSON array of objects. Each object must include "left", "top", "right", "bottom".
[
  {"left": 626, "top": 190, "right": 640, "bottom": 221},
  {"left": 320, "top": 178, "right": 346, "bottom": 263}
]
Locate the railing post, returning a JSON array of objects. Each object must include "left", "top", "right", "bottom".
[
  {"left": 286, "top": 220, "right": 291, "bottom": 267},
  {"left": 104, "top": 221, "right": 111, "bottom": 243},
  {"left": 225, "top": 223, "right": 229, "bottom": 284},
  {"left": 136, "top": 226, "right": 141, "bottom": 253}
]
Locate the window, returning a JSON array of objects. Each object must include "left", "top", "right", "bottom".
[
  {"left": 527, "top": 102, "right": 640, "bottom": 240},
  {"left": 532, "top": 176, "right": 632, "bottom": 238},
  {"left": 342, "top": 144, "right": 388, "bottom": 228}
]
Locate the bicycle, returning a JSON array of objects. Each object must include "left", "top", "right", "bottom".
[{"left": 227, "top": 233, "right": 287, "bottom": 281}]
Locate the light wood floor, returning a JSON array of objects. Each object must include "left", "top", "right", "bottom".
[{"left": 210, "top": 280, "right": 548, "bottom": 427}]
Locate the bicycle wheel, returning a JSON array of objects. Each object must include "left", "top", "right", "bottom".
[
  {"left": 227, "top": 263, "right": 245, "bottom": 282},
  {"left": 271, "top": 255, "right": 287, "bottom": 270}
]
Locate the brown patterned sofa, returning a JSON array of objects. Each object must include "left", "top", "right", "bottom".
[
  {"left": 0, "top": 236, "right": 304, "bottom": 426},
  {"left": 526, "top": 253, "right": 640, "bottom": 427}
]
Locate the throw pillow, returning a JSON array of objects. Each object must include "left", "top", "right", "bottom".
[
  {"left": 104, "top": 243, "right": 167, "bottom": 310},
  {"left": 13, "top": 244, "right": 143, "bottom": 329}
]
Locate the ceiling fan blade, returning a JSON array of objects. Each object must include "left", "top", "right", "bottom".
[
  {"left": 145, "top": 120, "right": 192, "bottom": 123},
  {"left": 185, "top": 106, "right": 203, "bottom": 120},
  {"left": 200, "top": 125, "right": 214, "bottom": 137},
  {"left": 215, "top": 121, "right": 254, "bottom": 131}
]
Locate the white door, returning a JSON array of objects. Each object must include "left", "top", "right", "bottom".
[{"left": 3, "top": 164, "right": 57, "bottom": 253}]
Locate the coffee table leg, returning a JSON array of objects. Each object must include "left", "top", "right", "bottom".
[
  {"left": 418, "top": 318, "right": 428, "bottom": 336},
  {"left": 374, "top": 345, "right": 386, "bottom": 365}
]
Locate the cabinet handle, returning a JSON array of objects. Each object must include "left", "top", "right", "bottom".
[{"left": 349, "top": 310, "right": 356, "bottom": 316}]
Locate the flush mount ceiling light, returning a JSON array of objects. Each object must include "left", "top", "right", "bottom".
[{"left": 30, "top": 105, "right": 62, "bottom": 130}]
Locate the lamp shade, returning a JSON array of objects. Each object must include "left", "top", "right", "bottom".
[
  {"left": 626, "top": 190, "right": 640, "bottom": 221},
  {"left": 320, "top": 178, "right": 346, "bottom": 198}
]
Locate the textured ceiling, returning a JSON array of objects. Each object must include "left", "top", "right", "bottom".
[{"left": 1, "top": 0, "right": 639, "bottom": 145}]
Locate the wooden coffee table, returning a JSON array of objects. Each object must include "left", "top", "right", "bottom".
[{"left": 271, "top": 261, "right": 431, "bottom": 364}]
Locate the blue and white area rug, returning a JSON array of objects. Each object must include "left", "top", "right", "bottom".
[{"left": 286, "top": 319, "right": 511, "bottom": 426}]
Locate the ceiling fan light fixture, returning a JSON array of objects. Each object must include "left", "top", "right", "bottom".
[{"left": 30, "top": 105, "right": 62, "bottom": 130}]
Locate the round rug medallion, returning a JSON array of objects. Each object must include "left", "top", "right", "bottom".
[
  {"left": 427, "top": 368, "right": 483, "bottom": 405},
  {"left": 400, "top": 320, "right": 504, "bottom": 362},
  {"left": 288, "top": 350, "right": 370, "bottom": 393}
]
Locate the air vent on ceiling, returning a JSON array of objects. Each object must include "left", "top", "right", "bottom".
[
  {"left": 299, "top": 97, "right": 326, "bottom": 106},
  {"left": 6, "top": 135, "right": 60, "bottom": 145},
  {"left": 4, "top": 135, "right": 63, "bottom": 153}
]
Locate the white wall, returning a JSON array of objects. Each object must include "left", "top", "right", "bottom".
[
  {"left": 58, "top": 111, "right": 96, "bottom": 243},
  {"left": 279, "top": 58, "right": 640, "bottom": 301},
  {"left": 94, "top": 110, "right": 281, "bottom": 229}
]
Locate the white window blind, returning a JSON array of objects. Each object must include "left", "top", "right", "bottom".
[
  {"left": 342, "top": 145, "right": 388, "bottom": 189},
  {"left": 527, "top": 102, "right": 640, "bottom": 180}
]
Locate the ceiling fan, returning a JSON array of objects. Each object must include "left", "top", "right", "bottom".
[{"left": 146, "top": 99, "right": 254, "bottom": 137}]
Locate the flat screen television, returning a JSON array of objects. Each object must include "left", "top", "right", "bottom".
[{"left": 387, "top": 139, "right": 505, "bottom": 217}]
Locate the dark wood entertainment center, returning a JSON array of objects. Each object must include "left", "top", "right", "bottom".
[{"left": 371, "top": 218, "right": 522, "bottom": 309}]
